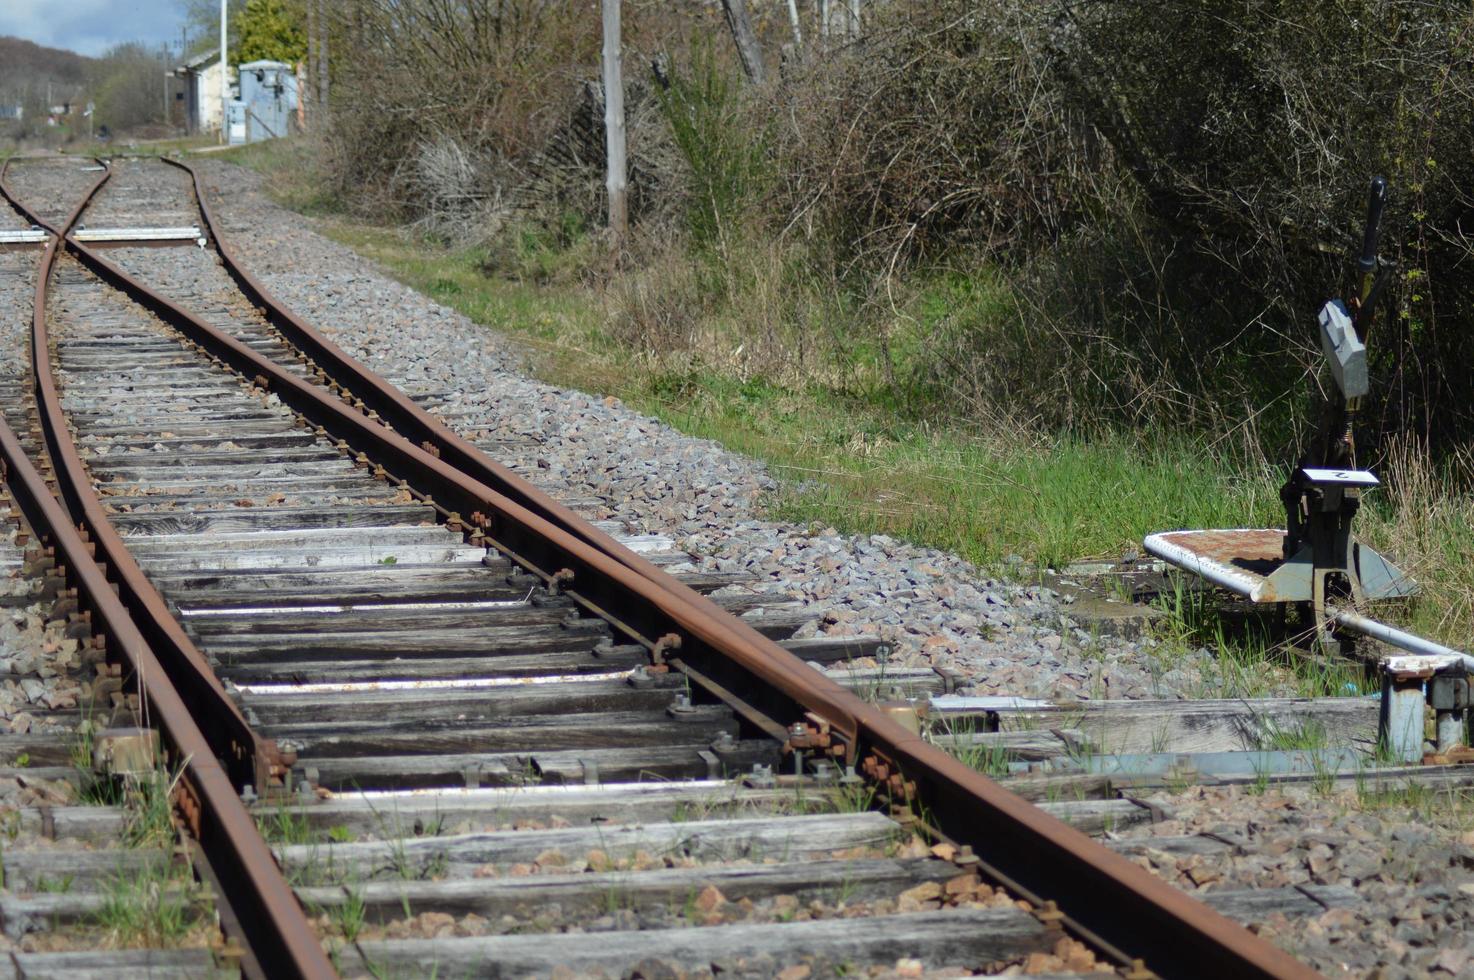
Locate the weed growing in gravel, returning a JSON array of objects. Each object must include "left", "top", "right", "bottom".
[
  {"left": 36, "top": 873, "right": 74, "bottom": 894},
  {"left": 831, "top": 780, "right": 877, "bottom": 815},
  {"left": 1246, "top": 759, "right": 1273, "bottom": 796},
  {"left": 93, "top": 860, "right": 208, "bottom": 949},
  {"left": 332, "top": 883, "right": 368, "bottom": 943},
  {"left": 257, "top": 803, "right": 320, "bottom": 847},
  {"left": 931, "top": 718, "right": 1012, "bottom": 778},
  {"left": 831, "top": 866, "right": 862, "bottom": 906},
  {"left": 120, "top": 766, "right": 188, "bottom": 849},
  {"left": 1357, "top": 780, "right": 1474, "bottom": 825},
  {"left": 603, "top": 882, "right": 630, "bottom": 915},
  {"left": 1308, "top": 752, "right": 1338, "bottom": 797},
  {"left": 1153, "top": 576, "right": 1375, "bottom": 700}
]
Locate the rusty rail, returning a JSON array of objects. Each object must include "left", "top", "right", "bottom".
[
  {"left": 0, "top": 161, "right": 284, "bottom": 794},
  {"left": 0, "top": 159, "right": 334, "bottom": 979},
  {"left": 145, "top": 158, "right": 1320, "bottom": 980}
]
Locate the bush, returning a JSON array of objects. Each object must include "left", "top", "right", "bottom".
[
  {"left": 313, "top": 0, "right": 1474, "bottom": 464},
  {"left": 751, "top": 0, "right": 1474, "bottom": 456}
]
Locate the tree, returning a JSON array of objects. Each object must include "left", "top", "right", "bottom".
[
  {"left": 234, "top": 0, "right": 306, "bottom": 63},
  {"left": 89, "top": 42, "right": 168, "bottom": 132},
  {"left": 176, "top": 0, "right": 246, "bottom": 57}
]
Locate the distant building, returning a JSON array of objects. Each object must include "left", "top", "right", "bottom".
[
  {"left": 0, "top": 104, "right": 21, "bottom": 120},
  {"left": 175, "top": 49, "right": 237, "bottom": 135}
]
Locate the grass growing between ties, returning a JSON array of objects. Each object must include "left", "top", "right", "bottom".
[
  {"left": 1148, "top": 574, "right": 1377, "bottom": 701},
  {"left": 80, "top": 763, "right": 218, "bottom": 951},
  {"left": 929, "top": 717, "right": 1013, "bottom": 779},
  {"left": 93, "top": 861, "right": 213, "bottom": 950}
]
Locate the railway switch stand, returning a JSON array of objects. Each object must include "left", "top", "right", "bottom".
[{"left": 1146, "top": 178, "right": 1419, "bottom": 654}]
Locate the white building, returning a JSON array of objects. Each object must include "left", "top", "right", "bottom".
[{"left": 175, "top": 50, "right": 237, "bottom": 135}]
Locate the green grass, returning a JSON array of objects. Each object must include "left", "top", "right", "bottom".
[
  {"left": 119, "top": 767, "right": 186, "bottom": 849},
  {"left": 256, "top": 802, "right": 320, "bottom": 847},
  {"left": 931, "top": 718, "right": 1014, "bottom": 778},
  {"left": 271, "top": 216, "right": 1282, "bottom": 572},
  {"left": 94, "top": 861, "right": 210, "bottom": 949},
  {"left": 1150, "top": 576, "right": 1375, "bottom": 700}
]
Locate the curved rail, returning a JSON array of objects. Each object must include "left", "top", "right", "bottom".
[
  {"left": 0, "top": 159, "right": 333, "bottom": 979},
  {"left": 144, "top": 158, "right": 1319, "bottom": 980}
]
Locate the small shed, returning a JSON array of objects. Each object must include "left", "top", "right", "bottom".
[
  {"left": 235, "top": 60, "right": 298, "bottom": 143},
  {"left": 175, "top": 50, "right": 237, "bottom": 135}
]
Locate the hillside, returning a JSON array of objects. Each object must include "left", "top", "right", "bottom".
[{"left": 0, "top": 35, "right": 92, "bottom": 91}]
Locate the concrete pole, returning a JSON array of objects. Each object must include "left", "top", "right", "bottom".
[
  {"left": 219, "top": 0, "right": 228, "bottom": 143},
  {"left": 601, "top": 0, "right": 628, "bottom": 243},
  {"left": 786, "top": 0, "right": 804, "bottom": 48},
  {"left": 317, "top": 0, "right": 329, "bottom": 114},
  {"left": 306, "top": 0, "right": 316, "bottom": 126}
]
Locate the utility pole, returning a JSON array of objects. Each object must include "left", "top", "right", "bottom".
[
  {"left": 306, "top": 0, "right": 317, "bottom": 126},
  {"left": 786, "top": 0, "right": 804, "bottom": 49},
  {"left": 219, "top": 0, "right": 227, "bottom": 143},
  {"left": 317, "top": 0, "right": 329, "bottom": 115},
  {"left": 601, "top": 0, "right": 627, "bottom": 243}
]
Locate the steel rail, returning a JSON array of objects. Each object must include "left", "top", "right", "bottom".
[
  {"left": 0, "top": 161, "right": 285, "bottom": 795},
  {"left": 0, "top": 160, "right": 334, "bottom": 980},
  {"left": 121, "top": 157, "right": 1321, "bottom": 980}
]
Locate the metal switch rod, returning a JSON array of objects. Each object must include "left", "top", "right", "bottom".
[{"left": 1332, "top": 609, "right": 1474, "bottom": 671}]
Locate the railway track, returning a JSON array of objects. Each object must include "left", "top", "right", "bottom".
[{"left": 0, "top": 155, "right": 1326, "bottom": 978}]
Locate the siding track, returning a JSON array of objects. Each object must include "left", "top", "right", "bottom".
[{"left": 0, "top": 156, "right": 1324, "bottom": 979}]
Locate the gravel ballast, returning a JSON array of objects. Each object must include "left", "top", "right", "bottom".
[{"left": 1119, "top": 783, "right": 1474, "bottom": 978}]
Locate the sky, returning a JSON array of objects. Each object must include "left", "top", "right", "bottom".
[{"left": 0, "top": 0, "right": 190, "bottom": 58}]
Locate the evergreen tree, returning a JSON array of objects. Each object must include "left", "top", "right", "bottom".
[{"left": 235, "top": 0, "right": 306, "bottom": 64}]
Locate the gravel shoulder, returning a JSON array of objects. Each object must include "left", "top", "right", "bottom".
[{"left": 1120, "top": 782, "right": 1474, "bottom": 978}]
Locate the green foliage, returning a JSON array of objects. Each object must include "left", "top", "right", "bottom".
[
  {"left": 94, "top": 862, "right": 207, "bottom": 948},
  {"left": 88, "top": 42, "right": 169, "bottom": 132},
  {"left": 656, "top": 39, "right": 769, "bottom": 248},
  {"left": 178, "top": 0, "right": 246, "bottom": 58},
  {"left": 234, "top": 0, "right": 306, "bottom": 65}
]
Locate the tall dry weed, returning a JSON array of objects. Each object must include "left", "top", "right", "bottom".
[{"left": 1363, "top": 437, "right": 1474, "bottom": 645}]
